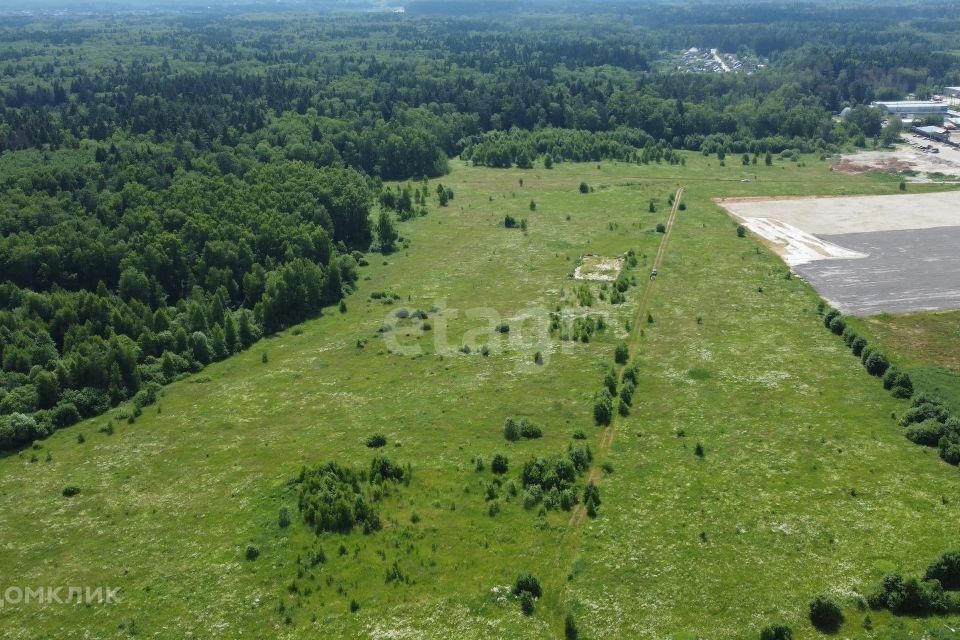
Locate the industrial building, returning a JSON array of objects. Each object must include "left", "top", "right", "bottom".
[
  {"left": 913, "top": 125, "right": 950, "bottom": 142},
  {"left": 872, "top": 100, "right": 949, "bottom": 118}
]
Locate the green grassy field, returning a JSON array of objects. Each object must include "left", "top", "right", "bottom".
[
  {"left": 2, "top": 154, "right": 959, "bottom": 639},
  {"left": 851, "top": 311, "right": 960, "bottom": 416}
]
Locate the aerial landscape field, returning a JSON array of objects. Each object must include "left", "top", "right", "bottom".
[{"left": 1, "top": 1, "right": 960, "bottom": 639}]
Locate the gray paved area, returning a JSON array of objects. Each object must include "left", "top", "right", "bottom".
[{"left": 795, "top": 226, "right": 960, "bottom": 315}]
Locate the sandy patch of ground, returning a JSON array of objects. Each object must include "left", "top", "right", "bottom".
[
  {"left": 574, "top": 255, "right": 624, "bottom": 281},
  {"left": 738, "top": 217, "right": 867, "bottom": 266},
  {"left": 832, "top": 143, "right": 960, "bottom": 182}
]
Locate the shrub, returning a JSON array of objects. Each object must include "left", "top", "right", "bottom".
[
  {"left": 572, "top": 430, "right": 586, "bottom": 440},
  {"left": 902, "top": 395, "right": 949, "bottom": 426},
  {"left": 491, "top": 453, "right": 509, "bottom": 474},
  {"left": 882, "top": 366, "right": 900, "bottom": 390},
  {"left": 869, "top": 573, "right": 949, "bottom": 615},
  {"left": 905, "top": 419, "right": 944, "bottom": 447},
  {"left": 864, "top": 350, "right": 889, "bottom": 377},
  {"left": 62, "top": 485, "right": 81, "bottom": 497},
  {"left": 504, "top": 418, "right": 520, "bottom": 441},
  {"left": 851, "top": 336, "right": 867, "bottom": 356},
  {"left": 52, "top": 402, "right": 81, "bottom": 429},
  {"left": 603, "top": 368, "right": 618, "bottom": 395},
  {"left": 842, "top": 326, "right": 858, "bottom": 347},
  {"left": 823, "top": 308, "right": 840, "bottom": 328},
  {"left": 504, "top": 214, "right": 517, "bottom": 228},
  {"left": 517, "top": 419, "right": 541, "bottom": 438},
  {"left": 695, "top": 442, "right": 705, "bottom": 458},
  {"left": 350, "top": 599, "right": 360, "bottom": 612},
  {"left": 568, "top": 444, "right": 593, "bottom": 472},
  {"left": 829, "top": 315, "right": 846, "bottom": 336},
  {"left": 593, "top": 389, "right": 613, "bottom": 426},
  {"left": 759, "top": 623, "right": 793, "bottom": 640},
  {"left": 513, "top": 573, "right": 542, "bottom": 598},
  {"left": 655, "top": 223, "right": 666, "bottom": 233},
  {"left": 890, "top": 373, "right": 914, "bottom": 399},
  {"left": 565, "top": 612, "right": 579, "bottom": 640},
  {"left": 614, "top": 342, "right": 629, "bottom": 364},
  {"left": 809, "top": 595, "right": 843, "bottom": 632},
  {"left": 736, "top": 224, "right": 747, "bottom": 238},
  {"left": 579, "top": 181, "right": 589, "bottom": 194},
  {"left": 366, "top": 433, "right": 387, "bottom": 448},
  {"left": 519, "top": 590, "right": 535, "bottom": 615},
  {"left": 926, "top": 551, "right": 960, "bottom": 590},
  {"left": 245, "top": 545, "right": 260, "bottom": 561},
  {"left": 940, "top": 429, "right": 960, "bottom": 465},
  {"left": 278, "top": 505, "right": 291, "bottom": 528}
]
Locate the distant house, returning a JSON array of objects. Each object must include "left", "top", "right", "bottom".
[{"left": 945, "top": 87, "right": 960, "bottom": 98}]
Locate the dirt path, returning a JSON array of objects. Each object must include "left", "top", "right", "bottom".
[{"left": 567, "top": 186, "right": 684, "bottom": 528}]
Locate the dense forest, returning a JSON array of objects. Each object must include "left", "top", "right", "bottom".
[{"left": 2, "top": 2, "right": 960, "bottom": 450}]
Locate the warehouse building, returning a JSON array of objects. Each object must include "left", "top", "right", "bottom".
[
  {"left": 913, "top": 125, "right": 950, "bottom": 142},
  {"left": 872, "top": 101, "right": 949, "bottom": 118}
]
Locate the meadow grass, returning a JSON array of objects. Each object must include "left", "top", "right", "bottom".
[{"left": 1, "top": 154, "right": 959, "bottom": 639}]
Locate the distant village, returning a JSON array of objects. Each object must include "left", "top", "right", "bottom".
[{"left": 673, "top": 47, "right": 764, "bottom": 74}]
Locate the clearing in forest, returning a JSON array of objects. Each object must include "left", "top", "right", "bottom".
[{"left": 3, "top": 156, "right": 960, "bottom": 640}]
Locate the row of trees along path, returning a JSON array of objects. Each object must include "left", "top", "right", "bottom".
[
  {"left": 538, "top": 187, "right": 685, "bottom": 636},
  {"left": 571, "top": 185, "right": 684, "bottom": 527}
]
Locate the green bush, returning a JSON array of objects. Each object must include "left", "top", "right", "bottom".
[
  {"left": 829, "top": 315, "right": 846, "bottom": 336},
  {"left": 823, "top": 308, "right": 840, "bottom": 329},
  {"left": 863, "top": 350, "right": 889, "bottom": 377},
  {"left": 513, "top": 573, "right": 542, "bottom": 598},
  {"left": 851, "top": 336, "right": 867, "bottom": 356},
  {"left": 366, "top": 433, "right": 387, "bottom": 448},
  {"left": 62, "top": 485, "right": 81, "bottom": 497},
  {"left": 504, "top": 418, "right": 520, "bottom": 441},
  {"left": 519, "top": 590, "right": 535, "bottom": 615},
  {"left": 925, "top": 551, "right": 960, "bottom": 590},
  {"left": 759, "top": 623, "right": 793, "bottom": 640},
  {"left": 245, "top": 545, "right": 260, "bottom": 561},
  {"left": 809, "top": 595, "right": 843, "bottom": 633},
  {"left": 278, "top": 505, "right": 291, "bottom": 528},
  {"left": 491, "top": 453, "right": 509, "bottom": 474},
  {"left": 565, "top": 613, "right": 579, "bottom": 640},
  {"left": 593, "top": 389, "right": 613, "bottom": 426},
  {"left": 869, "top": 573, "right": 949, "bottom": 615},
  {"left": 614, "top": 342, "right": 629, "bottom": 364},
  {"left": 905, "top": 419, "right": 944, "bottom": 447}
]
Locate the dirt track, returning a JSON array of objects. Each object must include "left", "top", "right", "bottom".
[{"left": 568, "top": 186, "right": 684, "bottom": 528}]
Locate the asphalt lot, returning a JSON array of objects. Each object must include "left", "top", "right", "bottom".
[{"left": 795, "top": 226, "right": 960, "bottom": 315}]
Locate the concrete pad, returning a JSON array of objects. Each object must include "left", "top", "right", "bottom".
[
  {"left": 718, "top": 191, "right": 960, "bottom": 234},
  {"left": 795, "top": 226, "right": 960, "bottom": 315}
]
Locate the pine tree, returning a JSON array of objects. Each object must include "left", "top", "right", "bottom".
[
  {"left": 108, "top": 362, "right": 125, "bottom": 406},
  {"left": 161, "top": 351, "right": 176, "bottom": 382},
  {"left": 377, "top": 211, "right": 398, "bottom": 254},
  {"left": 211, "top": 323, "right": 228, "bottom": 361},
  {"left": 224, "top": 313, "right": 239, "bottom": 353},
  {"left": 238, "top": 310, "right": 255, "bottom": 349}
]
